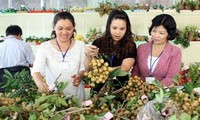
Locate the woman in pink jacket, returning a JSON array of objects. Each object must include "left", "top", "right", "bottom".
[{"left": 132, "top": 14, "right": 181, "bottom": 86}]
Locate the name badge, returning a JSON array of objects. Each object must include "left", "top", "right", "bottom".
[
  {"left": 145, "top": 77, "right": 155, "bottom": 84},
  {"left": 58, "top": 62, "right": 70, "bottom": 72}
]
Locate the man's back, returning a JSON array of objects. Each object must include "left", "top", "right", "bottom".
[{"left": 0, "top": 36, "right": 34, "bottom": 68}]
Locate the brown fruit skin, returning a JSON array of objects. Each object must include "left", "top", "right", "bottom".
[
  {"left": 191, "top": 100, "right": 199, "bottom": 107},
  {"left": 15, "top": 97, "right": 21, "bottom": 102}
]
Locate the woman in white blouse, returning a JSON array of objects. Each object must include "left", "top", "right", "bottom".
[{"left": 32, "top": 12, "right": 86, "bottom": 101}]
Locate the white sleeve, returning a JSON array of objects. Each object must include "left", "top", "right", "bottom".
[
  {"left": 32, "top": 43, "right": 47, "bottom": 76},
  {"left": 25, "top": 43, "right": 35, "bottom": 64}
]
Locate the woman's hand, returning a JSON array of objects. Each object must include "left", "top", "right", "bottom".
[
  {"left": 85, "top": 45, "right": 99, "bottom": 58},
  {"left": 71, "top": 74, "right": 82, "bottom": 87},
  {"left": 35, "top": 79, "right": 49, "bottom": 92},
  {"left": 32, "top": 72, "right": 49, "bottom": 93}
]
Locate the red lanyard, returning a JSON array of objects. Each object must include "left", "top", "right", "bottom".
[{"left": 56, "top": 38, "right": 72, "bottom": 62}]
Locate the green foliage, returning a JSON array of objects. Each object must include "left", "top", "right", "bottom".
[
  {"left": 86, "top": 28, "right": 103, "bottom": 42},
  {"left": 126, "top": 97, "right": 138, "bottom": 108},
  {"left": 3, "top": 8, "right": 17, "bottom": 13},
  {"left": 174, "top": 62, "right": 200, "bottom": 96},
  {"left": 95, "top": 1, "right": 113, "bottom": 17},
  {"left": 55, "top": 81, "right": 68, "bottom": 93},
  {"left": 26, "top": 36, "right": 50, "bottom": 43},
  {"left": 0, "top": 69, "right": 39, "bottom": 102},
  {"left": 169, "top": 113, "right": 199, "bottom": 120},
  {"left": 174, "top": 25, "right": 199, "bottom": 48},
  {"left": 155, "top": 88, "right": 164, "bottom": 103},
  {"left": 108, "top": 68, "right": 128, "bottom": 78}
]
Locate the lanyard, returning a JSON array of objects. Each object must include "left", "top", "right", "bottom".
[
  {"left": 149, "top": 43, "right": 163, "bottom": 76},
  {"left": 56, "top": 38, "right": 72, "bottom": 62},
  {"left": 109, "top": 54, "right": 115, "bottom": 67}
]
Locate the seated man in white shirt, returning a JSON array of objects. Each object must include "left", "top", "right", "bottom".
[{"left": 0, "top": 25, "right": 35, "bottom": 92}]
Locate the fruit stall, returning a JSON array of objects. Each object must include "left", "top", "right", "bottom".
[{"left": 1, "top": 57, "right": 200, "bottom": 119}]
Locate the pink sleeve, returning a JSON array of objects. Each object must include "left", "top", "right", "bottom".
[
  {"left": 161, "top": 48, "right": 181, "bottom": 86},
  {"left": 131, "top": 45, "right": 140, "bottom": 77},
  {"left": 131, "top": 63, "right": 140, "bottom": 77}
]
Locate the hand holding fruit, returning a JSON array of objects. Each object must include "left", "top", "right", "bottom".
[
  {"left": 85, "top": 45, "right": 99, "bottom": 58},
  {"left": 72, "top": 74, "right": 82, "bottom": 87},
  {"left": 84, "top": 58, "right": 110, "bottom": 85}
]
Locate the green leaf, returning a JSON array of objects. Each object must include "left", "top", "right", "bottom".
[
  {"left": 168, "top": 114, "right": 177, "bottom": 120},
  {"left": 84, "top": 115, "right": 103, "bottom": 120},
  {"left": 34, "top": 96, "right": 48, "bottom": 108},
  {"left": 192, "top": 115, "right": 199, "bottom": 120},
  {"left": 169, "top": 87, "right": 178, "bottom": 97},
  {"left": 11, "top": 105, "right": 24, "bottom": 113},
  {"left": 126, "top": 97, "right": 137, "bottom": 108},
  {"left": 36, "top": 103, "right": 50, "bottom": 112},
  {"left": 98, "top": 97, "right": 107, "bottom": 107},
  {"left": 184, "top": 83, "right": 194, "bottom": 94},
  {"left": 28, "top": 112, "right": 37, "bottom": 120},
  {"left": 50, "top": 105, "right": 56, "bottom": 113},
  {"left": 108, "top": 68, "right": 128, "bottom": 78},
  {"left": 71, "top": 97, "right": 82, "bottom": 107},
  {"left": 3, "top": 69, "right": 13, "bottom": 78},
  {"left": 105, "top": 95, "right": 115, "bottom": 100},
  {"left": 57, "top": 97, "right": 68, "bottom": 107},
  {"left": 0, "top": 105, "right": 24, "bottom": 113},
  {"left": 56, "top": 82, "right": 68, "bottom": 92},
  {"left": 155, "top": 88, "right": 164, "bottom": 103},
  {"left": 67, "top": 99, "right": 72, "bottom": 105},
  {"left": 80, "top": 114, "right": 86, "bottom": 120},
  {"left": 154, "top": 80, "right": 162, "bottom": 87},
  {"left": 194, "top": 80, "right": 200, "bottom": 88},
  {"left": 180, "top": 113, "right": 191, "bottom": 120},
  {"left": 0, "top": 78, "right": 14, "bottom": 88},
  {"left": 173, "top": 75, "right": 180, "bottom": 84}
]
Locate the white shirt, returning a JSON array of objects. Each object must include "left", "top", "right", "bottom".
[
  {"left": 0, "top": 36, "right": 35, "bottom": 68},
  {"left": 147, "top": 55, "right": 160, "bottom": 74},
  {"left": 32, "top": 40, "right": 86, "bottom": 101}
]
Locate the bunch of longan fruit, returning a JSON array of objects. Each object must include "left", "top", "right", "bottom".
[
  {"left": 123, "top": 76, "right": 146, "bottom": 100},
  {"left": 171, "top": 92, "right": 200, "bottom": 115},
  {"left": 83, "top": 102, "right": 110, "bottom": 116},
  {"left": 123, "top": 76, "right": 157, "bottom": 101},
  {"left": 84, "top": 58, "right": 110, "bottom": 86}
]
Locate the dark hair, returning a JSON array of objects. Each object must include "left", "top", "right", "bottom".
[
  {"left": 149, "top": 14, "right": 178, "bottom": 40},
  {"left": 98, "top": 9, "right": 135, "bottom": 59},
  {"left": 105, "top": 9, "right": 133, "bottom": 39},
  {"left": 51, "top": 12, "right": 76, "bottom": 38},
  {"left": 5, "top": 25, "right": 22, "bottom": 36}
]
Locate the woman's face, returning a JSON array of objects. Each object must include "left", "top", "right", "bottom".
[
  {"left": 151, "top": 25, "right": 168, "bottom": 45},
  {"left": 110, "top": 18, "right": 126, "bottom": 44},
  {"left": 54, "top": 19, "right": 74, "bottom": 42}
]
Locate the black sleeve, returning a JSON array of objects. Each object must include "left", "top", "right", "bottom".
[
  {"left": 92, "top": 39, "right": 100, "bottom": 47},
  {"left": 127, "top": 42, "right": 137, "bottom": 59}
]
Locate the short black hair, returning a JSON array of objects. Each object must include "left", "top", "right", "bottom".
[
  {"left": 5, "top": 25, "right": 23, "bottom": 36},
  {"left": 149, "top": 14, "right": 178, "bottom": 40}
]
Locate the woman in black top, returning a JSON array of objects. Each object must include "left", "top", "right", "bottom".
[{"left": 84, "top": 9, "right": 137, "bottom": 93}]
